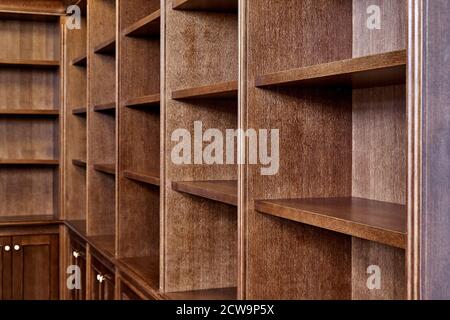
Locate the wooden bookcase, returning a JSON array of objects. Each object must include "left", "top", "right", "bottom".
[
  {"left": 241, "top": 0, "right": 407, "bottom": 299},
  {"left": 0, "top": 8, "right": 62, "bottom": 220}
]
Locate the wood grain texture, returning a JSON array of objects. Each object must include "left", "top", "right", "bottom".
[
  {"left": 166, "top": 287, "right": 237, "bottom": 300},
  {"left": 244, "top": 0, "right": 353, "bottom": 299},
  {"left": 255, "top": 50, "right": 406, "bottom": 89},
  {"left": 122, "top": 9, "right": 161, "bottom": 38},
  {"left": 173, "top": 0, "right": 238, "bottom": 13},
  {"left": 163, "top": 0, "right": 238, "bottom": 292},
  {"left": 124, "top": 94, "right": 160, "bottom": 109},
  {"left": 172, "top": 180, "right": 237, "bottom": 206},
  {"left": 256, "top": 197, "right": 406, "bottom": 249},
  {"left": 0, "top": 0, "right": 66, "bottom": 14},
  {"left": 172, "top": 81, "right": 238, "bottom": 100},
  {"left": 123, "top": 170, "right": 160, "bottom": 186},
  {"left": 0, "top": 109, "right": 59, "bottom": 116}
]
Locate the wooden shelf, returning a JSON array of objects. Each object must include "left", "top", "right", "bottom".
[
  {"left": 173, "top": 0, "right": 238, "bottom": 12},
  {"left": 0, "top": 109, "right": 59, "bottom": 116},
  {"left": 93, "top": 102, "right": 116, "bottom": 113},
  {"left": 0, "top": 215, "right": 60, "bottom": 227},
  {"left": 116, "top": 257, "right": 159, "bottom": 292},
  {"left": 93, "top": 37, "right": 116, "bottom": 55},
  {"left": 72, "top": 107, "right": 87, "bottom": 116},
  {"left": 88, "top": 235, "right": 115, "bottom": 259},
  {"left": 124, "top": 170, "right": 160, "bottom": 187},
  {"left": 93, "top": 163, "right": 116, "bottom": 176},
  {"left": 0, "top": 159, "right": 59, "bottom": 166},
  {"left": 72, "top": 159, "right": 87, "bottom": 168},
  {"left": 72, "top": 54, "right": 87, "bottom": 67},
  {"left": 122, "top": 10, "right": 161, "bottom": 38},
  {"left": 172, "top": 81, "right": 238, "bottom": 100},
  {"left": 172, "top": 180, "right": 237, "bottom": 206},
  {"left": 255, "top": 197, "right": 407, "bottom": 249},
  {"left": 124, "top": 94, "right": 160, "bottom": 110},
  {"left": 65, "top": 220, "right": 87, "bottom": 239},
  {"left": 166, "top": 287, "right": 237, "bottom": 300},
  {"left": 0, "top": 11, "right": 63, "bottom": 22},
  {"left": 255, "top": 50, "right": 407, "bottom": 89},
  {"left": 0, "top": 58, "right": 60, "bottom": 69}
]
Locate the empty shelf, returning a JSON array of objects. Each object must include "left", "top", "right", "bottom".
[
  {"left": 172, "top": 180, "right": 237, "bottom": 206},
  {"left": 116, "top": 257, "right": 159, "bottom": 292},
  {"left": 72, "top": 107, "right": 87, "bottom": 115},
  {"left": 0, "top": 215, "right": 61, "bottom": 227},
  {"left": 94, "top": 37, "right": 116, "bottom": 55},
  {"left": 255, "top": 50, "right": 406, "bottom": 89},
  {"left": 166, "top": 287, "right": 237, "bottom": 300},
  {"left": 173, "top": 0, "right": 238, "bottom": 12},
  {"left": 172, "top": 81, "right": 238, "bottom": 100},
  {"left": 65, "top": 220, "right": 87, "bottom": 239},
  {"left": 72, "top": 159, "right": 87, "bottom": 168},
  {"left": 124, "top": 94, "right": 160, "bottom": 109},
  {"left": 88, "top": 235, "right": 115, "bottom": 259},
  {"left": 0, "top": 11, "right": 63, "bottom": 22},
  {"left": 0, "top": 159, "right": 59, "bottom": 166},
  {"left": 93, "top": 163, "right": 115, "bottom": 176},
  {"left": 0, "top": 109, "right": 59, "bottom": 116},
  {"left": 72, "top": 54, "right": 87, "bottom": 67},
  {"left": 122, "top": 10, "right": 161, "bottom": 38},
  {"left": 0, "top": 59, "right": 60, "bottom": 69},
  {"left": 124, "top": 170, "right": 160, "bottom": 186},
  {"left": 93, "top": 102, "right": 116, "bottom": 113},
  {"left": 255, "top": 197, "right": 406, "bottom": 249}
]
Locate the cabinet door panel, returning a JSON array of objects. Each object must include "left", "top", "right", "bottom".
[
  {"left": 0, "top": 237, "right": 12, "bottom": 300},
  {"left": 12, "top": 235, "right": 58, "bottom": 300}
]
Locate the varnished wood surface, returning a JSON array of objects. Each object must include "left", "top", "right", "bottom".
[
  {"left": 166, "top": 287, "right": 237, "bottom": 300},
  {"left": 123, "top": 170, "right": 160, "bottom": 187},
  {"left": 93, "top": 163, "right": 116, "bottom": 176},
  {"left": 255, "top": 197, "right": 406, "bottom": 249},
  {"left": 93, "top": 37, "right": 116, "bottom": 55},
  {"left": 172, "top": 81, "right": 238, "bottom": 100},
  {"left": 122, "top": 9, "right": 161, "bottom": 38},
  {"left": 0, "top": 58, "right": 59, "bottom": 69},
  {"left": 172, "top": 180, "right": 238, "bottom": 206},
  {"left": 0, "top": 109, "right": 59, "bottom": 116},
  {"left": 172, "top": 0, "right": 238, "bottom": 12},
  {"left": 0, "top": 0, "right": 66, "bottom": 14},
  {"left": 93, "top": 102, "right": 116, "bottom": 113},
  {"left": 0, "top": 11, "right": 62, "bottom": 22},
  {"left": 88, "top": 235, "right": 115, "bottom": 260},
  {"left": 0, "top": 159, "right": 59, "bottom": 166},
  {"left": 0, "top": 215, "right": 60, "bottom": 227},
  {"left": 72, "top": 159, "right": 86, "bottom": 168},
  {"left": 255, "top": 50, "right": 406, "bottom": 89},
  {"left": 65, "top": 220, "right": 87, "bottom": 239},
  {"left": 116, "top": 257, "right": 159, "bottom": 292},
  {"left": 72, "top": 107, "right": 87, "bottom": 115},
  {"left": 124, "top": 94, "right": 160, "bottom": 109},
  {"left": 71, "top": 54, "right": 87, "bottom": 67}
]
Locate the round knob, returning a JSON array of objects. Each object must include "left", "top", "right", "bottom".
[
  {"left": 4, "top": 245, "right": 10, "bottom": 252},
  {"left": 73, "top": 251, "right": 79, "bottom": 258},
  {"left": 14, "top": 245, "right": 20, "bottom": 251}
]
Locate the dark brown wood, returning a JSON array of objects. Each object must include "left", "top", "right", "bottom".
[
  {"left": 93, "top": 102, "right": 116, "bottom": 113},
  {"left": 0, "top": 159, "right": 59, "bottom": 166},
  {"left": 72, "top": 159, "right": 87, "bottom": 168},
  {"left": 172, "top": 0, "right": 238, "bottom": 12},
  {"left": 72, "top": 54, "right": 87, "bottom": 67},
  {"left": 124, "top": 94, "right": 160, "bottom": 109},
  {"left": 166, "top": 287, "right": 237, "bottom": 300},
  {"left": 0, "top": 236, "right": 12, "bottom": 300},
  {"left": 0, "top": 58, "right": 60, "bottom": 69},
  {"left": 172, "top": 81, "right": 238, "bottom": 100},
  {"left": 255, "top": 50, "right": 406, "bottom": 89},
  {"left": 72, "top": 107, "right": 87, "bottom": 116},
  {"left": 172, "top": 180, "right": 237, "bottom": 206},
  {"left": 93, "top": 163, "right": 116, "bottom": 176},
  {"left": 123, "top": 170, "right": 160, "bottom": 187},
  {"left": 0, "top": 12, "right": 62, "bottom": 22},
  {"left": 93, "top": 37, "right": 116, "bottom": 55},
  {"left": 116, "top": 257, "right": 159, "bottom": 292},
  {"left": 68, "top": 233, "right": 86, "bottom": 300},
  {"left": 255, "top": 198, "right": 406, "bottom": 249},
  {"left": 122, "top": 9, "right": 161, "bottom": 38},
  {"left": 0, "top": 215, "right": 60, "bottom": 227},
  {"left": 0, "top": 109, "right": 59, "bottom": 116},
  {"left": 90, "top": 253, "right": 115, "bottom": 300}
]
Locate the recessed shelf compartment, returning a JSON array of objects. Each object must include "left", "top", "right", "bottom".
[
  {"left": 93, "top": 102, "right": 116, "bottom": 113},
  {"left": 172, "top": 0, "right": 238, "bottom": 13},
  {"left": 0, "top": 58, "right": 60, "bottom": 69},
  {"left": 87, "top": 235, "right": 116, "bottom": 259},
  {"left": 116, "top": 257, "right": 159, "bottom": 291},
  {"left": 172, "top": 81, "right": 238, "bottom": 100},
  {"left": 255, "top": 50, "right": 407, "bottom": 89},
  {"left": 0, "top": 11, "right": 63, "bottom": 22},
  {"left": 93, "top": 37, "right": 116, "bottom": 55},
  {"left": 166, "top": 287, "right": 237, "bottom": 300},
  {"left": 0, "top": 159, "right": 59, "bottom": 166},
  {"left": 65, "top": 220, "right": 87, "bottom": 239},
  {"left": 72, "top": 107, "right": 87, "bottom": 116},
  {"left": 72, "top": 54, "right": 87, "bottom": 67},
  {"left": 255, "top": 197, "right": 406, "bottom": 249},
  {"left": 124, "top": 170, "right": 160, "bottom": 187},
  {"left": 122, "top": 10, "right": 161, "bottom": 38},
  {"left": 93, "top": 163, "right": 116, "bottom": 176},
  {"left": 124, "top": 94, "right": 160, "bottom": 109},
  {"left": 72, "top": 159, "right": 87, "bottom": 168},
  {"left": 0, "top": 109, "right": 59, "bottom": 117},
  {"left": 172, "top": 180, "right": 237, "bottom": 206}
]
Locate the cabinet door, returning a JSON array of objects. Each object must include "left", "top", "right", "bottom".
[
  {"left": 0, "top": 237, "right": 12, "bottom": 300},
  {"left": 91, "top": 256, "right": 115, "bottom": 300},
  {"left": 68, "top": 236, "right": 86, "bottom": 300},
  {"left": 11, "top": 235, "right": 59, "bottom": 300}
]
